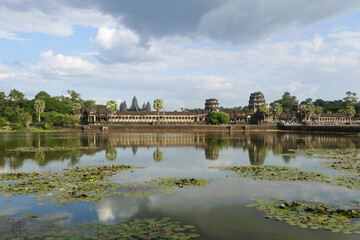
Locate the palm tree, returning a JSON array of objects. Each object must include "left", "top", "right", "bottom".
[
  {"left": 106, "top": 100, "right": 117, "bottom": 125},
  {"left": 344, "top": 105, "right": 356, "bottom": 125},
  {"left": 153, "top": 99, "right": 163, "bottom": 125},
  {"left": 272, "top": 102, "right": 282, "bottom": 122},
  {"left": 305, "top": 102, "right": 315, "bottom": 122},
  {"left": 259, "top": 103, "right": 270, "bottom": 123},
  {"left": 34, "top": 99, "right": 45, "bottom": 123},
  {"left": 315, "top": 106, "right": 323, "bottom": 123}
]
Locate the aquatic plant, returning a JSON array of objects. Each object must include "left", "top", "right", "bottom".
[
  {"left": 286, "top": 148, "right": 360, "bottom": 173},
  {"left": 247, "top": 199, "right": 360, "bottom": 234},
  {"left": 210, "top": 165, "right": 360, "bottom": 190},
  {"left": 210, "top": 165, "right": 331, "bottom": 183},
  {"left": 76, "top": 217, "right": 200, "bottom": 239},
  {"left": 0, "top": 166, "right": 211, "bottom": 205},
  {"left": 0, "top": 214, "right": 201, "bottom": 239},
  {"left": 0, "top": 165, "right": 134, "bottom": 205}
]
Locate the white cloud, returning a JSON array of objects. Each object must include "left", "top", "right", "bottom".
[
  {"left": 31, "top": 50, "right": 95, "bottom": 77},
  {"left": 0, "top": 3, "right": 115, "bottom": 38},
  {"left": 91, "top": 27, "right": 164, "bottom": 63},
  {"left": 0, "top": 30, "right": 30, "bottom": 41},
  {"left": 329, "top": 31, "right": 360, "bottom": 50}
]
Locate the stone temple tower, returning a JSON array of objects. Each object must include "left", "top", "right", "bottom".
[
  {"left": 205, "top": 99, "right": 220, "bottom": 112},
  {"left": 249, "top": 92, "right": 265, "bottom": 113}
]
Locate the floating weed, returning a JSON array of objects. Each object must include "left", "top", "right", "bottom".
[
  {"left": 209, "top": 165, "right": 331, "bottom": 183},
  {"left": 122, "top": 177, "right": 211, "bottom": 197},
  {"left": 75, "top": 217, "right": 201, "bottom": 239},
  {"left": 0, "top": 166, "right": 211, "bottom": 205},
  {"left": 0, "top": 165, "right": 135, "bottom": 205},
  {"left": 247, "top": 199, "right": 360, "bottom": 234},
  {"left": 0, "top": 213, "right": 69, "bottom": 239},
  {"left": 210, "top": 165, "right": 360, "bottom": 190},
  {"left": 286, "top": 148, "right": 360, "bottom": 174}
]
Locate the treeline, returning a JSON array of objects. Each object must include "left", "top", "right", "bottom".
[
  {"left": 0, "top": 89, "right": 95, "bottom": 130},
  {"left": 270, "top": 91, "right": 360, "bottom": 113}
]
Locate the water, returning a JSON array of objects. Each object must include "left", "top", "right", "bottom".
[{"left": 0, "top": 131, "right": 360, "bottom": 239}]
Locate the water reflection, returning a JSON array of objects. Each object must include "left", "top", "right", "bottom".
[
  {"left": 1, "top": 131, "right": 360, "bottom": 170},
  {"left": 105, "top": 147, "right": 117, "bottom": 161},
  {"left": 153, "top": 148, "right": 164, "bottom": 162}
]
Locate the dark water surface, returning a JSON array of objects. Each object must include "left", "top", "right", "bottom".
[{"left": 0, "top": 131, "right": 360, "bottom": 239}]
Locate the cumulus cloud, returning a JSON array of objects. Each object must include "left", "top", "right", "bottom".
[
  {"left": 329, "top": 31, "right": 360, "bottom": 50},
  {"left": 0, "top": 1, "right": 115, "bottom": 38},
  {"left": 91, "top": 27, "right": 163, "bottom": 63},
  {"left": 31, "top": 50, "right": 95, "bottom": 77}
]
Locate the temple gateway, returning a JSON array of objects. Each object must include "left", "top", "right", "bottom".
[{"left": 78, "top": 92, "right": 360, "bottom": 125}]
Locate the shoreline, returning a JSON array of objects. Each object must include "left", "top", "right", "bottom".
[{"left": 1, "top": 124, "right": 360, "bottom": 134}]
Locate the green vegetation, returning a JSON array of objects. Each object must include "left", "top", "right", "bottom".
[
  {"left": 210, "top": 165, "right": 331, "bottom": 183},
  {"left": 247, "top": 199, "right": 360, "bottom": 234},
  {"left": 271, "top": 92, "right": 299, "bottom": 112},
  {"left": 153, "top": 99, "right": 164, "bottom": 125},
  {"left": 106, "top": 100, "right": 117, "bottom": 125},
  {"left": 208, "top": 111, "right": 230, "bottom": 124},
  {"left": 0, "top": 214, "right": 201, "bottom": 239},
  {"left": 210, "top": 163, "right": 360, "bottom": 189},
  {"left": 0, "top": 165, "right": 211, "bottom": 205},
  {"left": 0, "top": 165, "right": 135, "bottom": 205}
]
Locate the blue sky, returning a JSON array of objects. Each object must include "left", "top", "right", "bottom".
[{"left": 1, "top": 0, "right": 360, "bottom": 110}]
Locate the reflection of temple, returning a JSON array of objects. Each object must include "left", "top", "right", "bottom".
[{"left": 2, "top": 131, "right": 360, "bottom": 169}]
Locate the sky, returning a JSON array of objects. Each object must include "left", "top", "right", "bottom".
[{"left": 1, "top": 0, "right": 360, "bottom": 110}]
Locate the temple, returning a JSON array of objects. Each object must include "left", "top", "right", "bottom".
[{"left": 78, "top": 92, "right": 360, "bottom": 125}]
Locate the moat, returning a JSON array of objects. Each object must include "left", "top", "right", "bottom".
[{"left": 0, "top": 131, "right": 359, "bottom": 239}]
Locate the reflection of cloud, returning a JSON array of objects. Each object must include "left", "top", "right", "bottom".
[
  {"left": 94, "top": 198, "right": 140, "bottom": 223},
  {"left": 0, "top": 206, "right": 28, "bottom": 216},
  {"left": 40, "top": 211, "right": 73, "bottom": 227}
]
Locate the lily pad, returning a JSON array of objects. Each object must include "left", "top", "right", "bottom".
[{"left": 247, "top": 199, "right": 360, "bottom": 234}]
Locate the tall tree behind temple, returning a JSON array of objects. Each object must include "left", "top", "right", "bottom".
[
  {"left": 270, "top": 92, "right": 298, "bottom": 112},
  {"left": 130, "top": 96, "right": 139, "bottom": 111},
  {"left": 8, "top": 89, "right": 25, "bottom": 102},
  {"left": 146, "top": 102, "right": 151, "bottom": 111}
]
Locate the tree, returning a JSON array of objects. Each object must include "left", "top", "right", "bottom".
[
  {"left": 271, "top": 92, "right": 298, "bottom": 112},
  {"left": 344, "top": 105, "right": 356, "bottom": 125},
  {"left": 259, "top": 103, "right": 270, "bottom": 123},
  {"left": 153, "top": 99, "right": 164, "bottom": 125},
  {"left": 34, "top": 99, "right": 45, "bottom": 123},
  {"left": 272, "top": 102, "right": 282, "bottom": 122},
  {"left": 83, "top": 100, "right": 96, "bottom": 107},
  {"left": 73, "top": 102, "right": 82, "bottom": 111},
  {"left": 146, "top": 102, "right": 151, "bottom": 111},
  {"left": 305, "top": 102, "right": 315, "bottom": 121},
  {"left": 106, "top": 100, "right": 117, "bottom": 125},
  {"left": 8, "top": 89, "right": 25, "bottom": 102},
  {"left": 315, "top": 106, "right": 323, "bottom": 122},
  {"left": 130, "top": 96, "right": 139, "bottom": 111},
  {"left": 67, "top": 90, "right": 82, "bottom": 104},
  {"left": 208, "top": 111, "right": 230, "bottom": 124},
  {"left": 35, "top": 91, "right": 51, "bottom": 99},
  {"left": 343, "top": 91, "right": 358, "bottom": 105}
]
